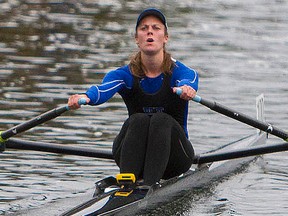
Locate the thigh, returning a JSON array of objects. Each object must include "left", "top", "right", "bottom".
[
  {"left": 149, "top": 112, "right": 194, "bottom": 159},
  {"left": 112, "top": 113, "right": 150, "bottom": 165},
  {"left": 163, "top": 121, "right": 195, "bottom": 179}
]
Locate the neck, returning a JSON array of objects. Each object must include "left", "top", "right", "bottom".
[{"left": 141, "top": 50, "right": 164, "bottom": 78}]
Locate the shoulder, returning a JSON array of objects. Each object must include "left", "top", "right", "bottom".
[
  {"left": 109, "top": 65, "right": 131, "bottom": 75},
  {"left": 104, "top": 65, "right": 132, "bottom": 80},
  {"left": 170, "top": 58, "right": 199, "bottom": 90},
  {"left": 116, "top": 65, "right": 131, "bottom": 72},
  {"left": 172, "top": 59, "right": 198, "bottom": 76},
  {"left": 103, "top": 65, "right": 133, "bottom": 88}
]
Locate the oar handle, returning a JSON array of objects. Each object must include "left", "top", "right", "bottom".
[
  {"left": 175, "top": 88, "right": 201, "bottom": 102},
  {"left": 78, "top": 98, "right": 88, "bottom": 106}
]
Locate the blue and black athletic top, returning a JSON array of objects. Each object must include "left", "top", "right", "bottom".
[{"left": 86, "top": 60, "right": 198, "bottom": 137}]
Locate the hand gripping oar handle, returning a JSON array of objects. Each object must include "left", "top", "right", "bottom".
[
  {"left": 176, "top": 88, "right": 288, "bottom": 141},
  {"left": 175, "top": 88, "right": 202, "bottom": 103},
  {"left": 0, "top": 98, "right": 87, "bottom": 145},
  {"left": 78, "top": 98, "right": 88, "bottom": 105}
]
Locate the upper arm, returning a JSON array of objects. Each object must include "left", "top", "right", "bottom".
[
  {"left": 172, "top": 62, "right": 199, "bottom": 91},
  {"left": 86, "top": 66, "right": 133, "bottom": 105}
]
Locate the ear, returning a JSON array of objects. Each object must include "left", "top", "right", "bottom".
[
  {"left": 135, "top": 34, "right": 139, "bottom": 45},
  {"left": 164, "top": 34, "right": 169, "bottom": 44}
]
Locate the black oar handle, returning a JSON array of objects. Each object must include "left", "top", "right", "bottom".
[
  {"left": 175, "top": 88, "right": 288, "bottom": 141},
  {"left": 0, "top": 98, "right": 87, "bottom": 142}
]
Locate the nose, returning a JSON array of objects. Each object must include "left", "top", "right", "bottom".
[{"left": 147, "top": 26, "right": 153, "bottom": 35}]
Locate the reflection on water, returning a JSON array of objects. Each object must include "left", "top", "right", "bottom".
[{"left": 1, "top": 0, "right": 288, "bottom": 215}]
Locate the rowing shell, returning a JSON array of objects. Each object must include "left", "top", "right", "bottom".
[
  {"left": 61, "top": 94, "right": 268, "bottom": 215},
  {"left": 61, "top": 131, "right": 267, "bottom": 216}
]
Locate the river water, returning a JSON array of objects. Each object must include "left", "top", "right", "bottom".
[{"left": 0, "top": 0, "right": 287, "bottom": 215}]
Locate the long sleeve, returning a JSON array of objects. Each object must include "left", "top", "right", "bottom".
[
  {"left": 172, "top": 61, "right": 199, "bottom": 91},
  {"left": 86, "top": 66, "right": 133, "bottom": 105}
]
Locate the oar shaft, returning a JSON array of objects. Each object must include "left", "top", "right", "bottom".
[
  {"left": 199, "top": 97, "right": 288, "bottom": 141},
  {"left": 1, "top": 106, "right": 69, "bottom": 140},
  {"left": 193, "top": 141, "right": 288, "bottom": 164},
  {"left": 176, "top": 89, "right": 287, "bottom": 141},
  {"left": 0, "top": 98, "right": 87, "bottom": 142},
  {"left": 4, "top": 138, "right": 114, "bottom": 160},
  {"left": 176, "top": 88, "right": 288, "bottom": 142},
  {"left": 6, "top": 138, "right": 287, "bottom": 163}
]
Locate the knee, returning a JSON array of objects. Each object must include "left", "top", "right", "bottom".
[
  {"left": 150, "top": 112, "right": 173, "bottom": 128},
  {"left": 128, "top": 113, "right": 150, "bottom": 127}
]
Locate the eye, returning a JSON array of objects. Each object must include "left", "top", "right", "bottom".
[
  {"left": 152, "top": 25, "right": 161, "bottom": 30},
  {"left": 139, "top": 25, "right": 148, "bottom": 31}
]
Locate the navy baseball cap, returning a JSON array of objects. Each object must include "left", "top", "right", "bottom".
[{"left": 136, "top": 8, "right": 168, "bottom": 30}]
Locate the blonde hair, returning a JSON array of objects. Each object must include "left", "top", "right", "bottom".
[{"left": 129, "top": 50, "right": 175, "bottom": 77}]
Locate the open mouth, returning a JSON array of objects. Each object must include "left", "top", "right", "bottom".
[{"left": 147, "top": 38, "right": 154, "bottom": 42}]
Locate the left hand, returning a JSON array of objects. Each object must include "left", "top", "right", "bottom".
[
  {"left": 173, "top": 85, "right": 196, "bottom": 101},
  {"left": 68, "top": 94, "right": 90, "bottom": 110}
]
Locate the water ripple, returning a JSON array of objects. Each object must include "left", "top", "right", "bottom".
[{"left": 0, "top": 0, "right": 287, "bottom": 215}]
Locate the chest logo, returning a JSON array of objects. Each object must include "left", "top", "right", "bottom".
[{"left": 143, "top": 107, "right": 165, "bottom": 113}]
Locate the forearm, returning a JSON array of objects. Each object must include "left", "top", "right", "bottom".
[{"left": 86, "top": 80, "right": 126, "bottom": 105}]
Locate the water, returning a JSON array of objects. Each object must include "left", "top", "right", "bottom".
[{"left": 0, "top": 0, "right": 287, "bottom": 215}]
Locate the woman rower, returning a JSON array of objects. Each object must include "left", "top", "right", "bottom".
[{"left": 68, "top": 8, "right": 199, "bottom": 186}]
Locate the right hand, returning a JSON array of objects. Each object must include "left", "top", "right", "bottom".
[
  {"left": 173, "top": 85, "right": 196, "bottom": 101},
  {"left": 68, "top": 94, "right": 90, "bottom": 110}
]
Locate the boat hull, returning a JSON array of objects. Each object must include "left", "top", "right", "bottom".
[{"left": 61, "top": 132, "right": 267, "bottom": 216}]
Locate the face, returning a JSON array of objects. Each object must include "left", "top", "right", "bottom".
[{"left": 135, "top": 15, "right": 168, "bottom": 55}]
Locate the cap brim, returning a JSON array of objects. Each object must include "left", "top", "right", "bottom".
[{"left": 136, "top": 8, "right": 167, "bottom": 29}]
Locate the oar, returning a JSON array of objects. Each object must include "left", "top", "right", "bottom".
[
  {"left": 0, "top": 98, "right": 87, "bottom": 151},
  {"left": 176, "top": 89, "right": 288, "bottom": 141},
  {"left": 193, "top": 141, "right": 288, "bottom": 164},
  {"left": 4, "top": 138, "right": 287, "bottom": 164},
  {"left": 4, "top": 138, "right": 114, "bottom": 159}
]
